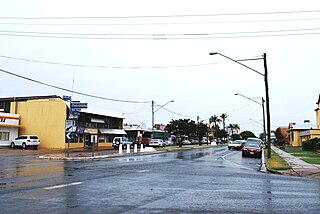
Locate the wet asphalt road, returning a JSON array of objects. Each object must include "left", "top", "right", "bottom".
[{"left": 0, "top": 146, "right": 320, "bottom": 213}]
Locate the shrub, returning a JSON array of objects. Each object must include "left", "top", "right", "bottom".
[{"left": 302, "top": 138, "right": 320, "bottom": 151}]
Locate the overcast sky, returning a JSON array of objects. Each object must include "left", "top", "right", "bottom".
[{"left": 0, "top": 0, "right": 319, "bottom": 136}]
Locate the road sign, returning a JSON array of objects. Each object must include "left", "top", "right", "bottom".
[
  {"left": 71, "top": 108, "right": 82, "bottom": 112},
  {"left": 70, "top": 111, "right": 80, "bottom": 116},
  {"left": 71, "top": 102, "right": 87, "bottom": 109},
  {"left": 65, "top": 120, "right": 76, "bottom": 132},
  {"left": 66, "top": 132, "right": 72, "bottom": 140},
  {"left": 63, "top": 95, "right": 71, "bottom": 101}
]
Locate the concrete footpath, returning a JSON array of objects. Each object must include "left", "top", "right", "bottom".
[{"left": 271, "top": 146, "right": 320, "bottom": 179}]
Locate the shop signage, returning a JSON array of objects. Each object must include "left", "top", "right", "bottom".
[{"left": 0, "top": 113, "right": 19, "bottom": 126}]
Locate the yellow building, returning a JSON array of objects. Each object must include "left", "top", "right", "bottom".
[
  {"left": 288, "top": 124, "right": 318, "bottom": 147},
  {"left": 0, "top": 95, "right": 125, "bottom": 150}
]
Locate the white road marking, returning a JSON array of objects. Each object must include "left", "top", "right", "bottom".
[
  {"left": 43, "top": 182, "right": 82, "bottom": 190},
  {"left": 137, "top": 170, "right": 150, "bottom": 173}
]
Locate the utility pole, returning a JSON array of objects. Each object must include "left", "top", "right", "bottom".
[
  {"left": 263, "top": 53, "right": 271, "bottom": 158},
  {"left": 152, "top": 100, "right": 154, "bottom": 138}
]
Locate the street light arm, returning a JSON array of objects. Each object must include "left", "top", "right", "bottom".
[
  {"left": 234, "top": 93, "right": 261, "bottom": 106},
  {"left": 154, "top": 100, "right": 174, "bottom": 113},
  {"left": 209, "top": 52, "right": 264, "bottom": 76}
]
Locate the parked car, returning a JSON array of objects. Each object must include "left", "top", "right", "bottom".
[
  {"left": 242, "top": 141, "right": 263, "bottom": 158},
  {"left": 149, "top": 139, "right": 165, "bottom": 147},
  {"left": 228, "top": 140, "right": 245, "bottom": 150},
  {"left": 182, "top": 140, "right": 191, "bottom": 145},
  {"left": 11, "top": 135, "right": 40, "bottom": 149},
  {"left": 141, "top": 137, "right": 151, "bottom": 146},
  {"left": 112, "top": 137, "right": 133, "bottom": 149}
]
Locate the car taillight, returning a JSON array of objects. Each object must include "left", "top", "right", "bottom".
[{"left": 27, "top": 140, "right": 31, "bottom": 142}]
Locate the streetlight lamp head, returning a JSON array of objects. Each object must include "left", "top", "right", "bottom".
[
  {"left": 234, "top": 93, "right": 239, "bottom": 96},
  {"left": 209, "top": 52, "right": 218, "bottom": 55}
]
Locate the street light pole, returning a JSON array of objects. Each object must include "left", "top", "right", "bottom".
[
  {"left": 152, "top": 100, "right": 174, "bottom": 138},
  {"left": 210, "top": 52, "right": 271, "bottom": 158},
  {"left": 234, "top": 93, "right": 267, "bottom": 145}
]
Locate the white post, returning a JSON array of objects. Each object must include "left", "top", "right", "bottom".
[
  {"left": 134, "top": 144, "right": 138, "bottom": 153},
  {"left": 119, "top": 144, "right": 122, "bottom": 154},
  {"left": 140, "top": 144, "right": 144, "bottom": 152},
  {"left": 127, "top": 144, "right": 130, "bottom": 153}
]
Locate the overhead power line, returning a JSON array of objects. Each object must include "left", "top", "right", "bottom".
[
  {"left": 0, "top": 9, "right": 320, "bottom": 19},
  {"left": 1, "top": 27, "right": 320, "bottom": 37},
  {"left": 0, "top": 54, "right": 261, "bottom": 69},
  {"left": 0, "top": 68, "right": 150, "bottom": 104},
  {"left": 0, "top": 54, "right": 221, "bottom": 69},
  {"left": 1, "top": 17, "right": 320, "bottom": 26},
  {"left": 1, "top": 29, "right": 319, "bottom": 40}
]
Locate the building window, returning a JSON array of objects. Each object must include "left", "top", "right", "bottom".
[
  {"left": 98, "top": 136, "right": 105, "bottom": 143},
  {"left": 0, "top": 132, "right": 9, "bottom": 141}
]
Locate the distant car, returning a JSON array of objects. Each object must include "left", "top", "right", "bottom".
[
  {"left": 242, "top": 141, "right": 263, "bottom": 158},
  {"left": 228, "top": 140, "right": 245, "bottom": 150},
  {"left": 141, "top": 137, "right": 151, "bottom": 146},
  {"left": 182, "top": 140, "right": 191, "bottom": 145},
  {"left": 11, "top": 135, "right": 40, "bottom": 150},
  {"left": 112, "top": 137, "right": 133, "bottom": 149},
  {"left": 149, "top": 139, "right": 165, "bottom": 147},
  {"left": 246, "top": 137, "right": 263, "bottom": 146},
  {"left": 200, "top": 139, "right": 209, "bottom": 145}
]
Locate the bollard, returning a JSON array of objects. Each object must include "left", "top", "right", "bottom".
[
  {"left": 119, "top": 144, "right": 122, "bottom": 154},
  {"left": 140, "top": 144, "right": 144, "bottom": 152},
  {"left": 127, "top": 144, "right": 130, "bottom": 153},
  {"left": 134, "top": 144, "right": 138, "bottom": 153}
]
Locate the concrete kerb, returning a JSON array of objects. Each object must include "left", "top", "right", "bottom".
[
  {"left": 39, "top": 144, "right": 220, "bottom": 161},
  {"left": 39, "top": 151, "right": 163, "bottom": 161}
]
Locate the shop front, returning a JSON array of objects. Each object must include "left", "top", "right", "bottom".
[{"left": 0, "top": 112, "right": 19, "bottom": 146}]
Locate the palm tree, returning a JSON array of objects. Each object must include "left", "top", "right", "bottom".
[
  {"left": 227, "top": 123, "right": 240, "bottom": 136},
  {"left": 209, "top": 115, "right": 222, "bottom": 131},
  {"left": 220, "top": 113, "right": 229, "bottom": 130}
]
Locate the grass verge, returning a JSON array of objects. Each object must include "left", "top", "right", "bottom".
[
  {"left": 285, "top": 148, "right": 320, "bottom": 165},
  {"left": 265, "top": 148, "right": 291, "bottom": 171}
]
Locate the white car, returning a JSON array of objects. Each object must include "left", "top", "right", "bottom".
[
  {"left": 228, "top": 140, "right": 245, "bottom": 150},
  {"left": 149, "top": 139, "right": 165, "bottom": 147},
  {"left": 11, "top": 135, "right": 40, "bottom": 149}
]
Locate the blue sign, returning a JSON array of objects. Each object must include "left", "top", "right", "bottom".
[
  {"left": 71, "top": 102, "right": 87, "bottom": 109},
  {"left": 71, "top": 111, "right": 80, "bottom": 116},
  {"left": 63, "top": 95, "right": 72, "bottom": 101}
]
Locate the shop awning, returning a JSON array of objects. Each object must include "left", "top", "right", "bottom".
[{"left": 99, "top": 129, "right": 127, "bottom": 135}]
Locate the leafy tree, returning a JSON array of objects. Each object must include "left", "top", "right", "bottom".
[
  {"left": 166, "top": 119, "right": 209, "bottom": 147},
  {"left": 196, "top": 122, "right": 210, "bottom": 140},
  {"left": 220, "top": 113, "right": 229, "bottom": 130},
  {"left": 275, "top": 127, "right": 285, "bottom": 146},
  {"left": 240, "top": 130, "right": 256, "bottom": 140},
  {"left": 215, "top": 129, "right": 228, "bottom": 139},
  {"left": 231, "top": 134, "right": 241, "bottom": 140}
]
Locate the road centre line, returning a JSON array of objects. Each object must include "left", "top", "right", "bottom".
[{"left": 43, "top": 182, "right": 82, "bottom": 190}]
